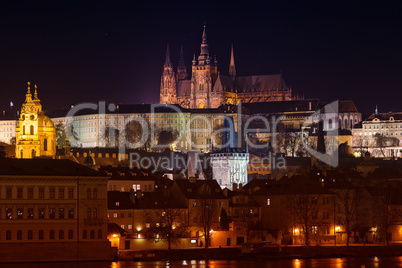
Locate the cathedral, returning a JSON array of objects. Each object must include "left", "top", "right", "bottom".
[
  {"left": 160, "top": 25, "right": 294, "bottom": 109},
  {"left": 15, "top": 82, "right": 56, "bottom": 158}
]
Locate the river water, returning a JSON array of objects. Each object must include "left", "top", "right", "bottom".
[{"left": 1, "top": 257, "right": 402, "bottom": 267}]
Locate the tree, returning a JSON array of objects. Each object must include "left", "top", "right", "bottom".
[
  {"left": 123, "top": 118, "right": 157, "bottom": 151},
  {"left": 55, "top": 123, "right": 67, "bottom": 149},
  {"left": 336, "top": 187, "right": 360, "bottom": 246},
  {"left": 374, "top": 133, "right": 388, "bottom": 157},
  {"left": 0, "top": 145, "right": 6, "bottom": 158},
  {"left": 144, "top": 208, "right": 187, "bottom": 250},
  {"left": 100, "top": 125, "right": 120, "bottom": 148},
  {"left": 373, "top": 183, "right": 402, "bottom": 245},
  {"left": 220, "top": 208, "right": 229, "bottom": 231},
  {"left": 194, "top": 199, "right": 219, "bottom": 248},
  {"left": 157, "top": 128, "right": 178, "bottom": 150}
]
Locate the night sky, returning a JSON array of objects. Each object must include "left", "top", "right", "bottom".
[{"left": 1, "top": 1, "right": 401, "bottom": 118}]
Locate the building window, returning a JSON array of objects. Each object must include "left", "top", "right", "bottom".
[
  {"left": 49, "top": 188, "right": 55, "bottom": 198},
  {"left": 49, "top": 230, "right": 55, "bottom": 239},
  {"left": 121, "top": 225, "right": 125, "bottom": 230},
  {"left": 39, "top": 208, "right": 45, "bottom": 219},
  {"left": 113, "top": 213, "right": 117, "bottom": 218},
  {"left": 90, "top": 230, "right": 95, "bottom": 239},
  {"left": 28, "top": 187, "right": 33, "bottom": 198},
  {"left": 39, "top": 230, "right": 44, "bottom": 240},
  {"left": 44, "top": 139, "right": 48, "bottom": 151},
  {"left": 128, "top": 225, "right": 132, "bottom": 230},
  {"left": 68, "top": 230, "right": 73, "bottom": 239},
  {"left": 83, "top": 230, "right": 87, "bottom": 239},
  {"left": 98, "top": 230, "right": 102, "bottom": 239},
  {"left": 93, "top": 188, "right": 97, "bottom": 199},
  {"left": 17, "top": 187, "right": 23, "bottom": 198},
  {"left": 192, "top": 201, "right": 197, "bottom": 207},
  {"left": 17, "top": 208, "right": 23, "bottom": 219},
  {"left": 267, "top": 199, "right": 271, "bottom": 206},
  {"left": 6, "top": 230, "right": 11, "bottom": 240},
  {"left": 93, "top": 208, "right": 97, "bottom": 219},
  {"left": 17, "top": 230, "right": 22, "bottom": 240},
  {"left": 120, "top": 213, "right": 124, "bottom": 218},
  {"left": 6, "top": 187, "right": 12, "bottom": 198},
  {"left": 49, "top": 208, "right": 55, "bottom": 219},
  {"left": 6, "top": 208, "right": 12, "bottom": 219},
  {"left": 59, "top": 188, "right": 64, "bottom": 198},
  {"left": 27, "top": 208, "right": 34, "bottom": 219},
  {"left": 59, "top": 230, "right": 64, "bottom": 239},
  {"left": 68, "top": 188, "right": 74, "bottom": 198},
  {"left": 28, "top": 230, "right": 33, "bottom": 240},
  {"left": 39, "top": 187, "right": 45, "bottom": 198},
  {"left": 59, "top": 208, "right": 64, "bottom": 219},
  {"left": 146, "top": 223, "right": 150, "bottom": 228},
  {"left": 87, "top": 188, "right": 91, "bottom": 199},
  {"left": 30, "top": 125, "right": 34, "bottom": 135},
  {"left": 87, "top": 208, "right": 91, "bottom": 219},
  {"left": 219, "top": 202, "right": 223, "bottom": 207},
  {"left": 68, "top": 208, "right": 74, "bottom": 219}
]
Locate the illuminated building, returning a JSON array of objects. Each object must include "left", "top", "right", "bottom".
[
  {"left": 0, "top": 158, "right": 114, "bottom": 262},
  {"left": 15, "top": 82, "right": 56, "bottom": 158},
  {"left": 160, "top": 25, "right": 294, "bottom": 109}
]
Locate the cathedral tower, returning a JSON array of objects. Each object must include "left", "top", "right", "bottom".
[
  {"left": 229, "top": 44, "right": 236, "bottom": 81},
  {"left": 190, "top": 25, "right": 218, "bottom": 108},
  {"left": 176, "top": 46, "right": 188, "bottom": 80},
  {"left": 160, "top": 44, "right": 177, "bottom": 104},
  {"left": 16, "top": 82, "right": 56, "bottom": 158}
]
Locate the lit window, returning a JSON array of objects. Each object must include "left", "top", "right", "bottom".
[
  {"left": 267, "top": 199, "right": 271, "bottom": 206},
  {"left": 113, "top": 213, "right": 117, "bottom": 218}
]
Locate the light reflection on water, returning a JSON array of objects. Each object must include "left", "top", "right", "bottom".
[{"left": 2, "top": 257, "right": 402, "bottom": 268}]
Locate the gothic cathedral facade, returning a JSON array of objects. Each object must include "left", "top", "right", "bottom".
[{"left": 160, "top": 26, "right": 295, "bottom": 109}]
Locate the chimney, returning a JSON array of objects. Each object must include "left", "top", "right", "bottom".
[
  {"left": 233, "top": 183, "right": 238, "bottom": 191},
  {"left": 239, "top": 183, "right": 243, "bottom": 191}
]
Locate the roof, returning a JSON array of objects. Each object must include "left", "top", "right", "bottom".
[
  {"left": 338, "top": 100, "right": 359, "bottom": 113},
  {"left": 0, "top": 158, "right": 106, "bottom": 177},
  {"left": 99, "top": 165, "right": 156, "bottom": 181},
  {"left": 108, "top": 223, "right": 127, "bottom": 236},
  {"left": 255, "top": 174, "right": 335, "bottom": 196},
  {"left": 235, "top": 74, "right": 288, "bottom": 93},
  {"left": 242, "top": 99, "right": 320, "bottom": 115},
  {"left": 366, "top": 112, "right": 402, "bottom": 121},
  {"left": 173, "top": 179, "right": 227, "bottom": 199},
  {"left": 108, "top": 191, "right": 135, "bottom": 209},
  {"left": 177, "top": 80, "right": 191, "bottom": 96},
  {"left": 213, "top": 75, "right": 235, "bottom": 92}
]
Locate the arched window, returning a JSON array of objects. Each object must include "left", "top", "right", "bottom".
[
  {"left": 93, "top": 208, "right": 97, "bottom": 219},
  {"left": 30, "top": 125, "right": 34, "bottom": 135},
  {"left": 31, "top": 149, "right": 36, "bottom": 158},
  {"left": 339, "top": 119, "right": 342, "bottom": 129},
  {"left": 23, "top": 125, "right": 26, "bottom": 135},
  {"left": 97, "top": 230, "right": 102, "bottom": 239},
  {"left": 68, "top": 230, "right": 73, "bottom": 239},
  {"left": 28, "top": 230, "right": 33, "bottom": 240},
  {"left": 17, "top": 230, "right": 22, "bottom": 240},
  {"left": 39, "top": 230, "right": 44, "bottom": 240},
  {"left": 93, "top": 188, "right": 97, "bottom": 199},
  {"left": 87, "top": 208, "right": 91, "bottom": 219},
  {"left": 44, "top": 139, "right": 48, "bottom": 151},
  {"left": 90, "top": 230, "right": 95, "bottom": 239},
  {"left": 83, "top": 230, "right": 87, "bottom": 239},
  {"left": 328, "top": 119, "right": 333, "bottom": 130},
  {"left": 344, "top": 118, "right": 348, "bottom": 129},
  {"left": 20, "top": 150, "right": 23, "bottom": 158},
  {"left": 49, "top": 230, "right": 55, "bottom": 239},
  {"left": 59, "top": 230, "right": 64, "bottom": 239},
  {"left": 6, "top": 230, "right": 11, "bottom": 240},
  {"left": 87, "top": 188, "right": 91, "bottom": 199}
]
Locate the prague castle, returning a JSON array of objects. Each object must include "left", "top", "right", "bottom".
[
  {"left": 160, "top": 25, "right": 294, "bottom": 109},
  {"left": 15, "top": 82, "right": 56, "bottom": 158}
]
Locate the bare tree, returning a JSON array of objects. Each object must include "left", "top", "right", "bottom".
[
  {"left": 336, "top": 187, "right": 360, "bottom": 246},
  {"left": 100, "top": 125, "right": 120, "bottom": 148},
  {"left": 373, "top": 183, "right": 402, "bottom": 245},
  {"left": 144, "top": 208, "right": 187, "bottom": 250},
  {"left": 374, "top": 133, "right": 388, "bottom": 157},
  {"left": 194, "top": 199, "right": 219, "bottom": 248}
]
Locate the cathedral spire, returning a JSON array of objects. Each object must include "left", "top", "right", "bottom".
[
  {"left": 164, "top": 44, "right": 172, "bottom": 67},
  {"left": 176, "top": 46, "right": 188, "bottom": 80},
  {"left": 25, "top": 81, "right": 32, "bottom": 103},
  {"left": 33, "top": 84, "right": 40, "bottom": 102},
  {"left": 198, "top": 24, "right": 210, "bottom": 65},
  {"left": 229, "top": 44, "right": 236, "bottom": 80}
]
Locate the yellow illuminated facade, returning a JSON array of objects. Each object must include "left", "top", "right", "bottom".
[{"left": 15, "top": 82, "right": 56, "bottom": 158}]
